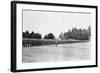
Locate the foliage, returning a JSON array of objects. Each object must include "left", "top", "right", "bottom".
[
  {"left": 23, "top": 26, "right": 91, "bottom": 40},
  {"left": 59, "top": 32, "right": 65, "bottom": 40},
  {"left": 23, "top": 30, "right": 42, "bottom": 39},
  {"left": 44, "top": 33, "right": 55, "bottom": 39},
  {"left": 59, "top": 26, "right": 91, "bottom": 40},
  {"left": 44, "top": 35, "right": 48, "bottom": 39}
]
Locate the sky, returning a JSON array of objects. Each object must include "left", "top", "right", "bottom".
[{"left": 23, "top": 10, "right": 91, "bottom": 38}]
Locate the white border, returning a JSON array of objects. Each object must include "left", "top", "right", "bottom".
[{"left": 16, "top": 3, "right": 96, "bottom": 70}]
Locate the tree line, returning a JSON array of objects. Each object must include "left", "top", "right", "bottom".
[
  {"left": 59, "top": 26, "right": 91, "bottom": 40},
  {"left": 23, "top": 26, "right": 91, "bottom": 40},
  {"left": 23, "top": 31, "right": 55, "bottom": 39}
]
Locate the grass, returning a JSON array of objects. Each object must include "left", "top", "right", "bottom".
[{"left": 23, "top": 38, "right": 89, "bottom": 46}]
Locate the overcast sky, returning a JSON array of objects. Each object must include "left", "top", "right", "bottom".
[{"left": 23, "top": 10, "right": 91, "bottom": 38}]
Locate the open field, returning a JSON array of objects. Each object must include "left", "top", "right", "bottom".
[{"left": 22, "top": 42, "right": 91, "bottom": 63}]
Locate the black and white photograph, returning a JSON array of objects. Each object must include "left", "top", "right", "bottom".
[
  {"left": 22, "top": 10, "right": 91, "bottom": 63},
  {"left": 11, "top": 1, "right": 97, "bottom": 72}
]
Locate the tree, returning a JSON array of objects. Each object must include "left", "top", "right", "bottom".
[
  {"left": 44, "top": 33, "right": 55, "bottom": 39},
  {"left": 34, "top": 33, "right": 42, "bottom": 39},
  {"left": 47, "top": 33, "right": 55, "bottom": 39},
  {"left": 23, "top": 32, "right": 25, "bottom": 38},
  {"left": 62, "top": 27, "right": 90, "bottom": 40},
  {"left": 44, "top": 35, "right": 48, "bottom": 39},
  {"left": 30, "top": 31, "right": 35, "bottom": 38},
  {"left": 23, "top": 30, "right": 30, "bottom": 38},
  {"left": 23, "top": 31, "right": 42, "bottom": 39},
  {"left": 59, "top": 32, "right": 64, "bottom": 40},
  {"left": 88, "top": 26, "right": 91, "bottom": 36}
]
